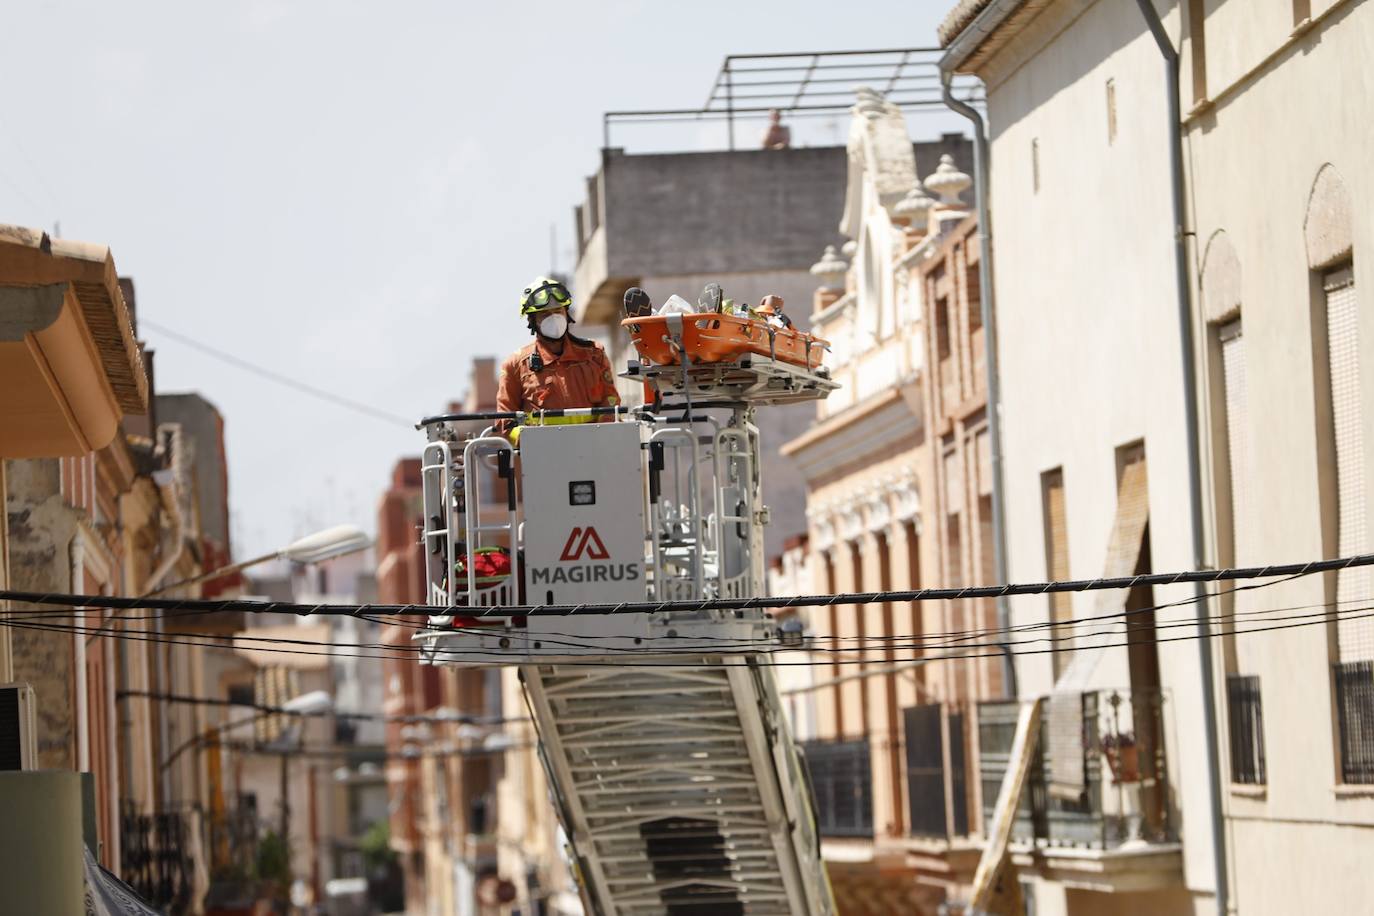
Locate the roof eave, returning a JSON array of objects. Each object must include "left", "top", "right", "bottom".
[{"left": 939, "top": 0, "right": 1028, "bottom": 74}]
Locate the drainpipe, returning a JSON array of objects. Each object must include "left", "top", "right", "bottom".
[
  {"left": 940, "top": 72, "right": 1017, "bottom": 700},
  {"left": 1130, "top": 2, "right": 1229, "bottom": 912},
  {"left": 71, "top": 530, "right": 89, "bottom": 772}
]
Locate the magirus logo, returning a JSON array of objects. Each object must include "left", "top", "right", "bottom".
[
  {"left": 531, "top": 526, "right": 639, "bottom": 586},
  {"left": 560, "top": 526, "right": 609, "bottom": 561}
]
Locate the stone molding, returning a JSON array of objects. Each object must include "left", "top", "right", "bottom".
[
  {"left": 1304, "top": 163, "right": 1354, "bottom": 270},
  {"left": 1200, "top": 230, "right": 1243, "bottom": 326}
]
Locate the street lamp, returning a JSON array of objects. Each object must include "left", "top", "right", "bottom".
[{"left": 146, "top": 524, "right": 373, "bottom": 597}]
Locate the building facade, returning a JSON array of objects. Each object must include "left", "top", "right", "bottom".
[
  {"left": 1, "top": 226, "right": 252, "bottom": 910},
  {"left": 941, "top": 0, "right": 1374, "bottom": 914},
  {"left": 777, "top": 93, "right": 1005, "bottom": 914}
]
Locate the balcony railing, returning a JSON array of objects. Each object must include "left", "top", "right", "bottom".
[
  {"left": 979, "top": 688, "right": 1174, "bottom": 850},
  {"left": 801, "top": 739, "right": 873, "bottom": 838},
  {"left": 120, "top": 803, "right": 196, "bottom": 912}
]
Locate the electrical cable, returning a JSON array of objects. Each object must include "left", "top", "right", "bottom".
[
  {"left": 5, "top": 595, "right": 1374, "bottom": 670},
  {"left": 116, "top": 689, "right": 527, "bottom": 726},
  {"left": 0, "top": 574, "right": 1356, "bottom": 658},
  {"left": 139, "top": 319, "right": 413, "bottom": 427},
  {"left": 3, "top": 551, "right": 1370, "bottom": 620}
]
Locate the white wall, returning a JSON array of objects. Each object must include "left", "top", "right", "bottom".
[
  {"left": 982, "top": 0, "right": 1218, "bottom": 901},
  {"left": 1184, "top": 2, "right": 1374, "bottom": 911}
]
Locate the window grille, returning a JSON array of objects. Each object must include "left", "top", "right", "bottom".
[
  {"left": 802, "top": 739, "right": 873, "bottom": 837},
  {"left": 1324, "top": 268, "right": 1373, "bottom": 662},
  {"left": 1225, "top": 674, "right": 1266, "bottom": 784},
  {"left": 1335, "top": 661, "right": 1374, "bottom": 784}
]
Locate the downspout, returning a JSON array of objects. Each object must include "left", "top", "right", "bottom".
[
  {"left": 940, "top": 72, "right": 1017, "bottom": 700},
  {"left": 71, "top": 530, "right": 89, "bottom": 772},
  {"left": 1130, "top": 2, "right": 1229, "bottom": 913}
]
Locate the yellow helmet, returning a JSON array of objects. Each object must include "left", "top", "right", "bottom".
[{"left": 519, "top": 277, "right": 573, "bottom": 315}]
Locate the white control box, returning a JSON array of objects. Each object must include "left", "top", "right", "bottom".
[{"left": 519, "top": 423, "right": 647, "bottom": 605}]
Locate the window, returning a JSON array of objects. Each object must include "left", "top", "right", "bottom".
[
  {"left": 905, "top": 704, "right": 947, "bottom": 836},
  {"left": 1323, "top": 267, "right": 1370, "bottom": 661},
  {"left": 944, "top": 444, "right": 963, "bottom": 588},
  {"left": 905, "top": 707, "right": 970, "bottom": 838},
  {"left": 226, "top": 683, "right": 255, "bottom": 707},
  {"left": 936, "top": 296, "right": 952, "bottom": 361},
  {"left": 1293, "top": 0, "right": 1312, "bottom": 26},
  {"left": 1320, "top": 264, "right": 1374, "bottom": 783},
  {"left": 1041, "top": 469, "right": 1073, "bottom": 677},
  {"left": 967, "top": 262, "right": 983, "bottom": 333},
  {"left": 1105, "top": 79, "right": 1118, "bottom": 144},
  {"left": 1335, "top": 661, "right": 1374, "bottom": 784},
  {"left": 1189, "top": 0, "right": 1209, "bottom": 104},
  {"left": 1219, "top": 320, "right": 1251, "bottom": 565},
  {"left": 802, "top": 739, "right": 873, "bottom": 837},
  {"left": 1226, "top": 674, "right": 1267, "bottom": 784}
]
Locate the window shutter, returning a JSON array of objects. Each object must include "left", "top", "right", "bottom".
[
  {"left": 1326, "top": 269, "right": 1372, "bottom": 662},
  {"left": 1047, "top": 456, "right": 1149, "bottom": 798},
  {"left": 1220, "top": 320, "right": 1250, "bottom": 564},
  {"left": 1043, "top": 470, "right": 1073, "bottom": 676}
]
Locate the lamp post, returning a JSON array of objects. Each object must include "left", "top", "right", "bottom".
[
  {"left": 145, "top": 524, "right": 373, "bottom": 597},
  {"left": 277, "top": 691, "right": 334, "bottom": 851}
]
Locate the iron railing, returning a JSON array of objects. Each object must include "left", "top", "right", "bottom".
[
  {"left": 801, "top": 738, "right": 873, "bottom": 838},
  {"left": 1335, "top": 661, "right": 1374, "bottom": 784},
  {"left": 1226, "top": 674, "right": 1267, "bottom": 785},
  {"left": 120, "top": 803, "right": 195, "bottom": 912},
  {"left": 978, "top": 688, "right": 1174, "bottom": 849}
]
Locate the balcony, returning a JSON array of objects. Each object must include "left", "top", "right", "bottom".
[
  {"left": 978, "top": 690, "right": 1182, "bottom": 894},
  {"left": 121, "top": 803, "right": 197, "bottom": 912}
]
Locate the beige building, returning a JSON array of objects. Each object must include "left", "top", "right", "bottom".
[
  {"left": 941, "top": 0, "right": 1374, "bottom": 914},
  {"left": 1, "top": 225, "right": 249, "bottom": 909},
  {"left": 778, "top": 92, "right": 1006, "bottom": 914}
]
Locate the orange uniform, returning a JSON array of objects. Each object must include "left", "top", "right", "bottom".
[{"left": 496, "top": 335, "right": 620, "bottom": 421}]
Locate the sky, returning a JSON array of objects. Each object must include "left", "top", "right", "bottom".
[{"left": 1, "top": 0, "right": 952, "bottom": 559}]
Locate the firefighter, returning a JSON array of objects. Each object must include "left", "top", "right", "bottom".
[{"left": 497, "top": 276, "right": 620, "bottom": 442}]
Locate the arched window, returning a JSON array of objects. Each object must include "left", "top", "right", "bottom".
[{"left": 1305, "top": 164, "right": 1372, "bottom": 784}]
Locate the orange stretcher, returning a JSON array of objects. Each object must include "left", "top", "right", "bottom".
[{"left": 621, "top": 312, "right": 829, "bottom": 371}]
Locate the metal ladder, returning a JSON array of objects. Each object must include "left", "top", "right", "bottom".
[{"left": 521, "top": 657, "right": 835, "bottom": 916}]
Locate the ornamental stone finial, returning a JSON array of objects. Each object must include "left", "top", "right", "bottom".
[
  {"left": 809, "top": 244, "right": 848, "bottom": 289},
  {"left": 893, "top": 181, "right": 935, "bottom": 226},
  {"left": 925, "top": 153, "right": 972, "bottom": 206}
]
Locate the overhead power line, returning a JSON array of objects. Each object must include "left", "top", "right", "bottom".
[
  {"left": 139, "top": 319, "right": 413, "bottom": 427},
  {"left": 3, "top": 552, "right": 1370, "bottom": 620},
  {"left": 116, "top": 689, "right": 526, "bottom": 725},
  {"left": 4, "top": 601, "right": 1373, "bottom": 672}
]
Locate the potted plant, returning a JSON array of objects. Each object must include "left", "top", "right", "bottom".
[{"left": 1101, "top": 731, "right": 1140, "bottom": 784}]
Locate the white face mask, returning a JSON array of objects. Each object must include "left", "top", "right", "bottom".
[{"left": 537, "top": 312, "right": 569, "bottom": 339}]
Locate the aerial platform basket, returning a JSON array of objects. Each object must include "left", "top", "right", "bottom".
[{"left": 621, "top": 313, "right": 837, "bottom": 406}]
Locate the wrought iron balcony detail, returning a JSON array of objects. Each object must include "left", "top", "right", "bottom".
[{"left": 979, "top": 688, "right": 1175, "bottom": 851}]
